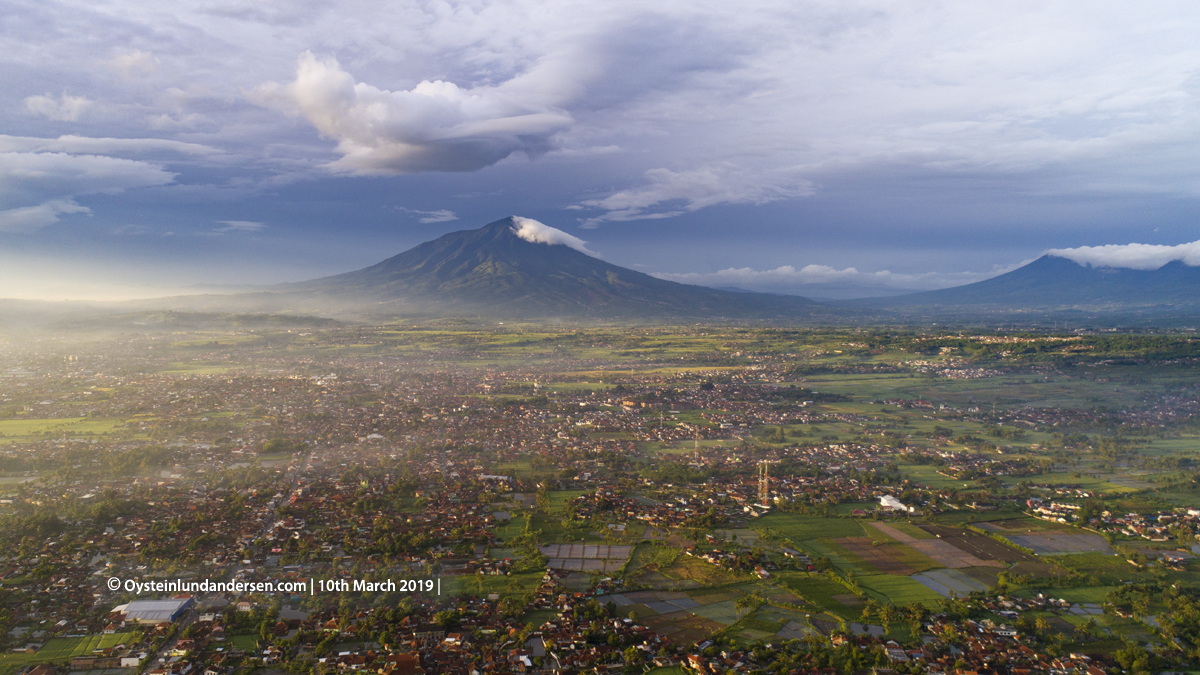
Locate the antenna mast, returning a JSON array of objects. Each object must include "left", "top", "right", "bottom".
[{"left": 758, "top": 459, "right": 770, "bottom": 504}]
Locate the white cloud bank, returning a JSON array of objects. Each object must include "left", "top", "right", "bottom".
[
  {"left": 0, "top": 136, "right": 216, "bottom": 233},
  {"left": 510, "top": 216, "right": 598, "bottom": 257},
  {"left": 249, "top": 52, "right": 574, "bottom": 174},
  {"left": 656, "top": 264, "right": 1008, "bottom": 297},
  {"left": 1047, "top": 240, "right": 1200, "bottom": 270},
  {"left": 0, "top": 151, "right": 176, "bottom": 233}
]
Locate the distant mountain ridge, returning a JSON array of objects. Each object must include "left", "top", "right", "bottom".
[
  {"left": 848, "top": 254, "right": 1200, "bottom": 314},
  {"left": 282, "top": 217, "right": 828, "bottom": 319}
]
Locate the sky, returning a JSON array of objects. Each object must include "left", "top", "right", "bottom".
[{"left": 2, "top": 0, "right": 1200, "bottom": 300}]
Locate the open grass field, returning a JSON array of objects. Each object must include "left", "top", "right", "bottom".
[
  {"left": 974, "top": 517, "right": 1071, "bottom": 533},
  {"left": 791, "top": 374, "right": 934, "bottom": 400},
  {"left": 1141, "top": 437, "right": 1200, "bottom": 457},
  {"left": 172, "top": 335, "right": 264, "bottom": 347},
  {"left": 855, "top": 574, "right": 944, "bottom": 607},
  {"left": 727, "top": 609, "right": 791, "bottom": 642},
  {"left": 519, "top": 608, "right": 561, "bottom": 627},
  {"left": 1015, "top": 585, "right": 1116, "bottom": 605},
  {"left": 546, "top": 489, "right": 589, "bottom": 511},
  {"left": 931, "top": 510, "right": 1020, "bottom": 526},
  {"left": 754, "top": 513, "right": 865, "bottom": 542},
  {"left": 0, "top": 417, "right": 123, "bottom": 440},
  {"left": 491, "top": 513, "right": 527, "bottom": 543},
  {"left": 546, "top": 382, "right": 613, "bottom": 392},
  {"left": 442, "top": 570, "right": 543, "bottom": 599},
  {"left": 803, "top": 538, "right": 873, "bottom": 575},
  {"left": 626, "top": 542, "right": 681, "bottom": 575},
  {"left": 806, "top": 533, "right": 873, "bottom": 569},
  {"left": 1000, "top": 472, "right": 1142, "bottom": 494},
  {"left": 229, "top": 634, "right": 259, "bottom": 651},
  {"left": 833, "top": 502, "right": 877, "bottom": 516},
  {"left": 0, "top": 632, "right": 139, "bottom": 675},
  {"left": 658, "top": 553, "right": 742, "bottom": 587},
  {"left": 773, "top": 571, "right": 866, "bottom": 621},
  {"left": 526, "top": 513, "right": 597, "bottom": 543},
  {"left": 1052, "top": 552, "right": 1143, "bottom": 583},
  {"left": 157, "top": 362, "right": 237, "bottom": 374},
  {"left": 884, "top": 522, "right": 936, "bottom": 539},
  {"left": 897, "top": 463, "right": 979, "bottom": 489}
]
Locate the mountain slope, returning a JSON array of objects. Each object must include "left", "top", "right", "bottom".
[
  {"left": 851, "top": 255, "right": 1200, "bottom": 312},
  {"left": 284, "top": 217, "right": 826, "bottom": 318}
]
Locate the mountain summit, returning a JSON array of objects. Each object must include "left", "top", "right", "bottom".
[{"left": 287, "top": 217, "right": 824, "bottom": 318}]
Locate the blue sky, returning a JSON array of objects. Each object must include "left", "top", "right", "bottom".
[{"left": 2, "top": 0, "right": 1200, "bottom": 299}]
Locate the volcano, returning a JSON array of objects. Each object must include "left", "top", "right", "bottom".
[{"left": 282, "top": 216, "right": 827, "bottom": 319}]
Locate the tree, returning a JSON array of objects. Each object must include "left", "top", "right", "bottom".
[
  {"left": 879, "top": 603, "right": 899, "bottom": 635},
  {"left": 623, "top": 646, "right": 644, "bottom": 666},
  {"left": 261, "top": 437, "right": 306, "bottom": 455},
  {"left": 736, "top": 591, "right": 765, "bottom": 613},
  {"left": 434, "top": 610, "right": 461, "bottom": 630},
  {"left": 1115, "top": 642, "right": 1153, "bottom": 673},
  {"left": 860, "top": 599, "right": 881, "bottom": 624}
]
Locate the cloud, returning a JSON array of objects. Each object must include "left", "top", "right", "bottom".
[
  {"left": 1046, "top": 240, "right": 1200, "bottom": 270},
  {"left": 0, "top": 152, "right": 175, "bottom": 233},
  {"left": 575, "top": 164, "right": 814, "bottom": 227},
  {"left": 0, "top": 152, "right": 176, "bottom": 204},
  {"left": 0, "top": 200, "right": 91, "bottom": 234},
  {"left": 214, "top": 220, "right": 266, "bottom": 233},
  {"left": 23, "top": 93, "right": 94, "bottom": 121},
  {"left": 655, "top": 263, "right": 1010, "bottom": 297},
  {"left": 102, "top": 50, "right": 160, "bottom": 77},
  {"left": 415, "top": 208, "right": 456, "bottom": 222},
  {"left": 0, "top": 135, "right": 218, "bottom": 156},
  {"left": 510, "top": 216, "right": 598, "bottom": 257},
  {"left": 396, "top": 207, "right": 459, "bottom": 223},
  {"left": 249, "top": 52, "right": 575, "bottom": 174}
]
